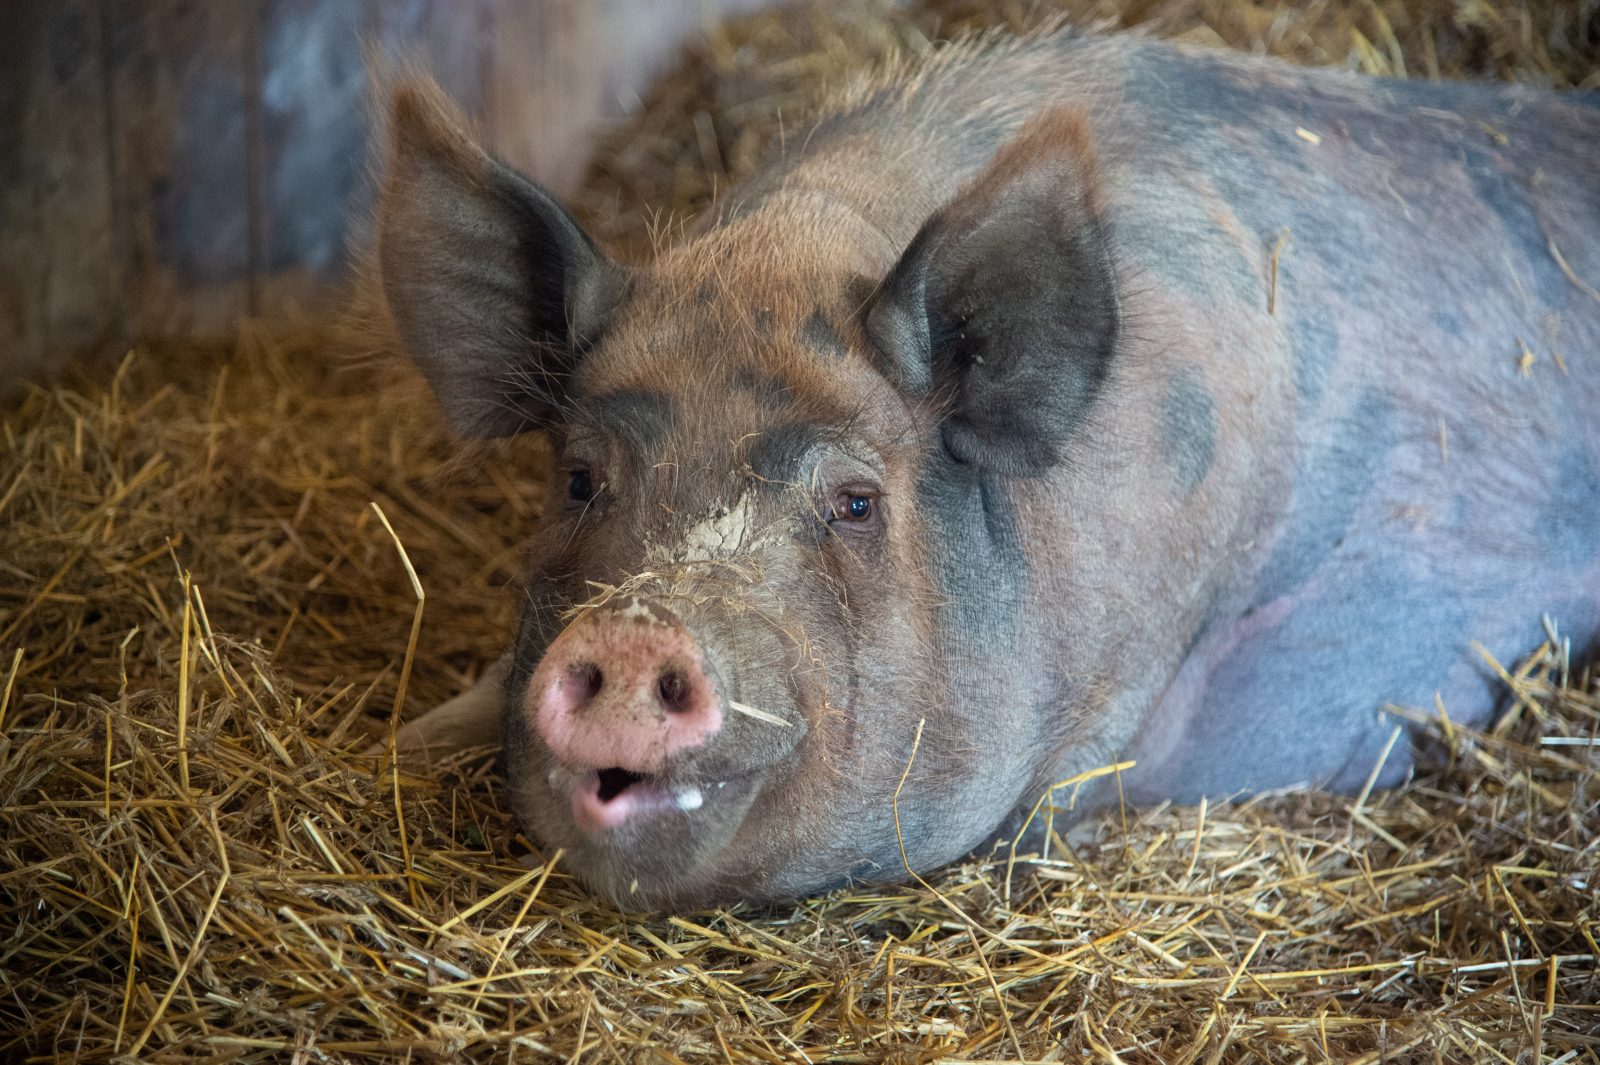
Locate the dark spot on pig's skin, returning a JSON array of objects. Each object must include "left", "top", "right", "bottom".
[
  {"left": 1123, "top": 48, "right": 1266, "bottom": 137},
  {"left": 1429, "top": 308, "right": 1463, "bottom": 338},
  {"left": 732, "top": 366, "right": 793, "bottom": 412},
  {"left": 1160, "top": 369, "right": 1216, "bottom": 497},
  {"left": 1253, "top": 388, "right": 1400, "bottom": 598},
  {"left": 1122, "top": 55, "right": 1398, "bottom": 313},
  {"left": 1540, "top": 448, "right": 1600, "bottom": 568},
  {"left": 1111, "top": 207, "right": 1259, "bottom": 306},
  {"left": 911, "top": 458, "right": 1027, "bottom": 840},
  {"left": 1455, "top": 144, "right": 1569, "bottom": 307},
  {"left": 747, "top": 423, "right": 825, "bottom": 484},
  {"left": 798, "top": 309, "right": 848, "bottom": 359},
  {"left": 752, "top": 309, "right": 774, "bottom": 336},
  {"left": 694, "top": 280, "right": 716, "bottom": 306},
  {"left": 916, "top": 458, "right": 1026, "bottom": 644},
  {"left": 1208, "top": 165, "right": 1381, "bottom": 306},
  {"left": 892, "top": 457, "right": 1028, "bottom": 857},
  {"left": 1284, "top": 303, "right": 1339, "bottom": 408},
  {"left": 579, "top": 390, "right": 675, "bottom": 452}
]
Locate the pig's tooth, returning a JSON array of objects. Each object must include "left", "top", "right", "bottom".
[
  {"left": 715, "top": 781, "right": 728, "bottom": 789},
  {"left": 674, "top": 786, "right": 704, "bottom": 811}
]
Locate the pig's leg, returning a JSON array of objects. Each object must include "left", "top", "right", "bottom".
[{"left": 367, "top": 653, "right": 509, "bottom": 758}]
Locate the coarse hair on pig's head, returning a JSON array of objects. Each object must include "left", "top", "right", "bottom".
[{"left": 371, "top": 74, "right": 1121, "bottom": 908}]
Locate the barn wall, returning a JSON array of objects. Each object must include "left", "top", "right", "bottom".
[{"left": 0, "top": 0, "right": 767, "bottom": 392}]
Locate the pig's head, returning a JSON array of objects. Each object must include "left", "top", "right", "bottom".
[{"left": 374, "top": 82, "right": 1119, "bottom": 908}]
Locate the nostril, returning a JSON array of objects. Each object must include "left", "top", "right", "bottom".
[
  {"left": 569, "top": 662, "right": 603, "bottom": 706},
  {"left": 657, "top": 668, "right": 692, "bottom": 714}
]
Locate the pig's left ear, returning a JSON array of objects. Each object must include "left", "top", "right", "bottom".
[{"left": 866, "top": 107, "right": 1119, "bottom": 476}]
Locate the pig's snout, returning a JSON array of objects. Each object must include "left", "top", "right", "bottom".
[{"left": 529, "top": 598, "right": 724, "bottom": 779}]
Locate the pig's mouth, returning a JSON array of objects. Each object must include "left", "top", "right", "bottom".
[
  {"left": 597, "top": 766, "right": 645, "bottom": 802},
  {"left": 556, "top": 764, "right": 747, "bottom": 832}
]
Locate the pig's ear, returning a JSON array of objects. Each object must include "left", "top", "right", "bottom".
[
  {"left": 376, "top": 81, "right": 629, "bottom": 436},
  {"left": 866, "top": 107, "right": 1119, "bottom": 476}
]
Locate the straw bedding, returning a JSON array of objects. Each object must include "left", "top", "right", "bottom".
[{"left": 3, "top": 1, "right": 1598, "bottom": 1061}]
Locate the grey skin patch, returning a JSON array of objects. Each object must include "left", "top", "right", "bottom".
[
  {"left": 1122, "top": 47, "right": 1266, "bottom": 135},
  {"left": 895, "top": 458, "right": 1029, "bottom": 854},
  {"left": 579, "top": 389, "right": 675, "bottom": 452},
  {"left": 1540, "top": 448, "right": 1600, "bottom": 568},
  {"left": 731, "top": 366, "right": 793, "bottom": 412},
  {"left": 1211, "top": 165, "right": 1381, "bottom": 306},
  {"left": 1428, "top": 307, "right": 1464, "bottom": 339},
  {"left": 1284, "top": 302, "right": 1339, "bottom": 408},
  {"left": 1160, "top": 369, "right": 1217, "bottom": 496},
  {"left": 917, "top": 460, "right": 1027, "bottom": 637},
  {"left": 746, "top": 423, "right": 826, "bottom": 484},
  {"left": 798, "top": 309, "right": 849, "bottom": 359},
  {"left": 1110, "top": 205, "right": 1261, "bottom": 306},
  {"left": 1252, "top": 387, "right": 1401, "bottom": 599},
  {"left": 1454, "top": 143, "right": 1570, "bottom": 307}
]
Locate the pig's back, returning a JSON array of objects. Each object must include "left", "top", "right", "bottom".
[{"left": 1088, "top": 42, "right": 1600, "bottom": 799}]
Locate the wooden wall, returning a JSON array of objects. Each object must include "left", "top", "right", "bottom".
[{"left": 0, "top": 0, "right": 768, "bottom": 391}]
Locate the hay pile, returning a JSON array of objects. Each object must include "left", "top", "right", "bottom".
[{"left": 4, "top": 1, "right": 1598, "bottom": 1061}]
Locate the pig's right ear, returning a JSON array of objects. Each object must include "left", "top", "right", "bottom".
[
  {"left": 376, "top": 83, "right": 629, "bottom": 436},
  {"left": 865, "top": 107, "right": 1119, "bottom": 477}
]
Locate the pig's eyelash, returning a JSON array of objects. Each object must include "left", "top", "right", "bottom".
[{"left": 560, "top": 486, "right": 606, "bottom": 551}]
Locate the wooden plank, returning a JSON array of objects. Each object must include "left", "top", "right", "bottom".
[
  {"left": 0, "top": 0, "right": 116, "bottom": 392},
  {"left": 104, "top": 0, "right": 254, "bottom": 338},
  {"left": 484, "top": 0, "right": 772, "bottom": 199},
  {"left": 251, "top": 0, "right": 369, "bottom": 318},
  {"left": 485, "top": 0, "right": 608, "bottom": 197},
  {"left": 340, "top": 0, "right": 488, "bottom": 285},
  {"left": 254, "top": 0, "right": 490, "bottom": 314}
]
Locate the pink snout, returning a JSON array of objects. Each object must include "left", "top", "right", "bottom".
[{"left": 528, "top": 598, "right": 724, "bottom": 777}]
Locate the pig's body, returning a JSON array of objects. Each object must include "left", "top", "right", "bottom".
[
  {"left": 375, "top": 32, "right": 1600, "bottom": 908},
  {"left": 958, "top": 39, "right": 1600, "bottom": 808}
]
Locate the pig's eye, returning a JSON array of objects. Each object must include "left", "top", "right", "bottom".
[
  {"left": 828, "top": 489, "right": 878, "bottom": 527},
  {"left": 567, "top": 469, "right": 596, "bottom": 503}
]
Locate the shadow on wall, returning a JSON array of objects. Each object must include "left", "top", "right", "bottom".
[{"left": 0, "top": 0, "right": 771, "bottom": 394}]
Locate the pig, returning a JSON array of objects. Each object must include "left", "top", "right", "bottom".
[{"left": 370, "top": 29, "right": 1600, "bottom": 909}]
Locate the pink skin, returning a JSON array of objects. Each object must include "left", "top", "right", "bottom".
[{"left": 526, "top": 599, "right": 725, "bottom": 832}]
